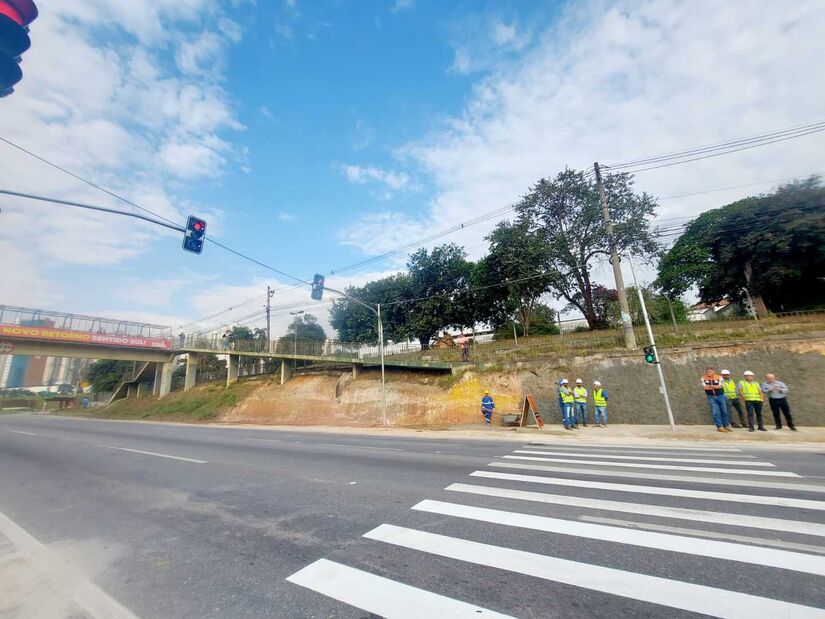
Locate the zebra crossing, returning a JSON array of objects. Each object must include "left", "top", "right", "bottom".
[{"left": 286, "top": 442, "right": 825, "bottom": 618}]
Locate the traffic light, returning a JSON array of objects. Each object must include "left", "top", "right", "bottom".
[
  {"left": 311, "top": 273, "right": 325, "bottom": 301},
  {"left": 643, "top": 345, "right": 656, "bottom": 364},
  {"left": 182, "top": 215, "right": 206, "bottom": 254},
  {"left": 0, "top": 1, "right": 38, "bottom": 97}
]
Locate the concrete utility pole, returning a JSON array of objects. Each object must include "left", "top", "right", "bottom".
[
  {"left": 627, "top": 254, "right": 676, "bottom": 431},
  {"left": 594, "top": 162, "right": 636, "bottom": 350},
  {"left": 290, "top": 310, "right": 304, "bottom": 356},
  {"left": 265, "top": 286, "right": 274, "bottom": 352}
]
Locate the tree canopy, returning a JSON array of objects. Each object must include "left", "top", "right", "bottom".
[
  {"left": 656, "top": 178, "right": 825, "bottom": 313},
  {"left": 85, "top": 359, "right": 132, "bottom": 393},
  {"left": 276, "top": 313, "right": 326, "bottom": 352}
]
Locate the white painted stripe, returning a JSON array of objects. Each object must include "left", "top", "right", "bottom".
[
  {"left": 0, "top": 509, "right": 138, "bottom": 619},
  {"left": 412, "top": 500, "right": 825, "bottom": 577},
  {"left": 365, "top": 525, "right": 825, "bottom": 619},
  {"left": 96, "top": 444, "right": 207, "bottom": 464},
  {"left": 581, "top": 516, "right": 825, "bottom": 555},
  {"left": 520, "top": 446, "right": 757, "bottom": 459},
  {"left": 502, "top": 455, "right": 799, "bottom": 477},
  {"left": 473, "top": 470, "right": 825, "bottom": 510},
  {"left": 525, "top": 443, "right": 743, "bottom": 452},
  {"left": 8, "top": 429, "right": 38, "bottom": 436},
  {"left": 317, "top": 443, "right": 404, "bottom": 452},
  {"left": 446, "top": 483, "right": 825, "bottom": 537},
  {"left": 513, "top": 450, "right": 773, "bottom": 466},
  {"left": 488, "top": 461, "right": 825, "bottom": 492},
  {"left": 286, "top": 558, "right": 513, "bottom": 618}
]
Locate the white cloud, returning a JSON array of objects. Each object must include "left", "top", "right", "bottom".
[
  {"left": 391, "top": 0, "right": 415, "bottom": 13},
  {"left": 340, "top": 164, "right": 412, "bottom": 191},
  {"left": 277, "top": 212, "right": 297, "bottom": 222},
  {"left": 344, "top": 0, "right": 825, "bottom": 278},
  {"left": 490, "top": 20, "right": 518, "bottom": 47}
]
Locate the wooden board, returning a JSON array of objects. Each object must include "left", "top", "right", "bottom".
[{"left": 520, "top": 394, "right": 544, "bottom": 429}]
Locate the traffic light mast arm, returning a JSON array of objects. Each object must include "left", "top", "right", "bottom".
[
  {"left": 321, "top": 284, "right": 379, "bottom": 316},
  {"left": 0, "top": 189, "right": 185, "bottom": 233}
]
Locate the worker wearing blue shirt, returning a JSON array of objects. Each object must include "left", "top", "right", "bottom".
[{"left": 481, "top": 390, "right": 495, "bottom": 425}]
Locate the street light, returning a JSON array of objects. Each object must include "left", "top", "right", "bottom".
[{"left": 289, "top": 310, "right": 304, "bottom": 356}]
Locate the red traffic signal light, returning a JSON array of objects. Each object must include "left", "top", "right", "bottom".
[
  {"left": 182, "top": 215, "right": 207, "bottom": 254},
  {"left": 0, "top": 0, "right": 36, "bottom": 97}
]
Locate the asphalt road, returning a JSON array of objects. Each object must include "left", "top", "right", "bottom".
[{"left": 1, "top": 414, "right": 824, "bottom": 618}]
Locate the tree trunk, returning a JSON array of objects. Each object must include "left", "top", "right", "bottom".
[
  {"left": 418, "top": 335, "right": 431, "bottom": 350},
  {"left": 743, "top": 260, "right": 770, "bottom": 318}
]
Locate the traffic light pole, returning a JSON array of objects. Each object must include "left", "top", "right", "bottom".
[
  {"left": 265, "top": 286, "right": 274, "bottom": 353},
  {"left": 627, "top": 254, "right": 676, "bottom": 431}
]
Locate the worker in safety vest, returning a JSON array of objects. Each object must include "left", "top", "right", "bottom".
[
  {"left": 593, "top": 381, "right": 608, "bottom": 427},
  {"left": 702, "top": 367, "right": 731, "bottom": 432},
  {"left": 558, "top": 379, "right": 575, "bottom": 429},
  {"left": 573, "top": 379, "right": 589, "bottom": 427},
  {"left": 737, "top": 371, "right": 766, "bottom": 432},
  {"left": 481, "top": 390, "right": 495, "bottom": 425},
  {"left": 720, "top": 369, "right": 746, "bottom": 428}
]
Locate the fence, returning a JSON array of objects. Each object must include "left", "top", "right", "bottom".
[{"left": 0, "top": 305, "right": 172, "bottom": 341}]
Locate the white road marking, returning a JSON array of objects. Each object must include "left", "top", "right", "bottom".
[
  {"left": 8, "top": 430, "right": 38, "bottom": 436},
  {"left": 488, "top": 461, "right": 825, "bottom": 492},
  {"left": 502, "top": 455, "right": 799, "bottom": 477},
  {"left": 364, "top": 524, "right": 825, "bottom": 619},
  {"left": 581, "top": 516, "right": 825, "bottom": 555},
  {"left": 96, "top": 444, "right": 207, "bottom": 464},
  {"left": 513, "top": 449, "right": 773, "bottom": 466},
  {"left": 411, "top": 500, "right": 825, "bottom": 576},
  {"left": 473, "top": 470, "right": 825, "bottom": 510},
  {"left": 286, "top": 558, "right": 513, "bottom": 618},
  {"left": 525, "top": 443, "right": 743, "bottom": 452},
  {"left": 446, "top": 483, "right": 825, "bottom": 537},
  {"left": 317, "top": 443, "right": 404, "bottom": 452},
  {"left": 0, "top": 509, "right": 138, "bottom": 619}
]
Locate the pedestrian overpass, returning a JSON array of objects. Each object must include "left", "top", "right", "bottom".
[{"left": 0, "top": 305, "right": 455, "bottom": 401}]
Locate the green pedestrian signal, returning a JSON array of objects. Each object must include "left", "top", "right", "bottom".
[{"left": 643, "top": 345, "right": 656, "bottom": 364}]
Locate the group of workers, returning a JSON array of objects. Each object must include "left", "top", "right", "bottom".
[
  {"left": 702, "top": 368, "right": 796, "bottom": 432},
  {"left": 557, "top": 379, "right": 609, "bottom": 429}
]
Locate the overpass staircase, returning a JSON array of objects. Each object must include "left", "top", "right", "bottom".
[{"left": 107, "top": 361, "right": 154, "bottom": 405}]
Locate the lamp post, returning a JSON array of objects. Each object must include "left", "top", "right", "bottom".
[{"left": 289, "top": 310, "right": 304, "bottom": 356}]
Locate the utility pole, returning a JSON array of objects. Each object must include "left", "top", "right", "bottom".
[
  {"left": 290, "top": 310, "right": 304, "bottom": 356},
  {"left": 594, "top": 162, "right": 636, "bottom": 350},
  {"left": 627, "top": 254, "right": 676, "bottom": 431},
  {"left": 265, "top": 285, "right": 274, "bottom": 353}
]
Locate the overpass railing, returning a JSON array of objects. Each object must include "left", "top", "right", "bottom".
[{"left": 0, "top": 305, "right": 173, "bottom": 348}]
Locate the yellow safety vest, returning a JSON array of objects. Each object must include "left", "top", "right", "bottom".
[
  {"left": 573, "top": 387, "right": 587, "bottom": 402},
  {"left": 594, "top": 389, "right": 607, "bottom": 407},
  {"left": 722, "top": 379, "right": 738, "bottom": 399},
  {"left": 560, "top": 387, "right": 574, "bottom": 404},
  {"left": 739, "top": 380, "right": 762, "bottom": 402}
]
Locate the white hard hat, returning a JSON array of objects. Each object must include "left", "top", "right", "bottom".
[
  {"left": 721, "top": 369, "right": 730, "bottom": 375},
  {"left": 575, "top": 379, "right": 583, "bottom": 384},
  {"left": 561, "top": 379, "right": 569, "bottom": 384},
  {"left": 593, "top": 381, "right": 601, "bottom": 386},
  {"left": 743, "top": 370, "right": 754, "bottom": 376}
]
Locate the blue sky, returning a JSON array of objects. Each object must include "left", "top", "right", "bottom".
[{"left": 1, "top": 0, "right": 824, "bottom": 338}]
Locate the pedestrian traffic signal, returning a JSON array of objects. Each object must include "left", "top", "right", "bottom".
[
  {"left": 0, "top": 0, "right": 37, "bottom": 97},
  {"left": 182, "top": 215, "right": 206, "bottom": 254},
  {"left": 643, "top": 345, "right": 656, "bottom": 364},
  {"left": 311, "top": 273, "right": 325, "bottom": 300}
]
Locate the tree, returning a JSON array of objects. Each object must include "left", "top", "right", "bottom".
[
  {"left": 329, "top": 274, "right": 411, "bottom": 343},
  {"left": 85, "top": 359, "right": 132, "bottom": 393},
  {"left": 405, "top": 244, "right": 473, "bottom": 349},
  {"left": 478, "top": 220, "right": 557, "bottom": 336},
  {"left": 656, "top": 178, "right": 825, "bottom": 314},
  {"left": 622, "top": 286, "right": 689, "bottom": 325},
  {"left": 276, "top": 313, "right": 327, "bottom": 353},
  {"left": 516, "top": 168, "right": 660, "bottom": 329}
]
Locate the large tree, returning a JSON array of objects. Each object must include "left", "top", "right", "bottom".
[
  {"left": 656, "top": 178, "right": 825, "bottom": 314},
  {"left": 276, "top": 313, "right": 327, "bottom": 353},
  {"left": 515, "top": 168, "right": 660, "bottom": 329},
  {"left": 329, "top": 273, "right": 411, "bottom": 343},
  {"left": 85, "top": 359, "right": 132, "bottom": 393}
]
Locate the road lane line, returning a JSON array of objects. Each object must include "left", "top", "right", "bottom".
[
  {"left": 519, "top": 446, "right": 757, "bottom": 459},
  {"left": 473, "top": 470, "right": 825, "bottom": 509},
  {"left": 96, "top": 445, "right": 207, "bottom": 464},
  {"left": 286, "top": 558, "right": 513, "bottom": 618},
  {"left": 316, "top": 443, "right": 405, "bottom": 452},
  {"left": 412, "top": 500, "right": 825, "bottom": 577},
  {"left": 512, "top": 450, "right": 773, "bottom": 466},
  {"left": 446, "top": 483, "right": 825, "bottom": 537},
  {"left": 525, "top": 443, "right": 743, "bottom": 452},
  {"left": 8, "top": 430, "right": 38, "bottom": 436},
  {"left": 502, "top": 455, "right": 799, "bottom": 477},
  {"left": 488, "top": 462, "right": 823, "bottom": 491},
  {"left": 0, "top": 509, "right": 138, "bottom": 619},
  {"left": 581, "top": 516, "right": 825, "bottom": 555},
  {"left": 364, "top": 525, "right": 825, "bottom": 619}
]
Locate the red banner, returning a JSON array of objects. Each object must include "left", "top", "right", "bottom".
[{"left": 0, "top": 324, "right": 172, "bottom": 350}]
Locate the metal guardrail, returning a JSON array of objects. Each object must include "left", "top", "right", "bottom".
[{"left": 0, "top": 305, "right": 172, "bottom": 341}]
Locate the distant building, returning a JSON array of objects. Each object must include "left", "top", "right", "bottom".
[
  {"left": 0, "top": 355, "right": 89, "bottom": 389},
  {"left": 687, "top": 300, "right": 738, "bottom": 321}
]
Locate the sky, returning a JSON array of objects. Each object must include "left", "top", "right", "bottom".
[{"left": 1, "top": 0, "right": 824, "bottom": 339}]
